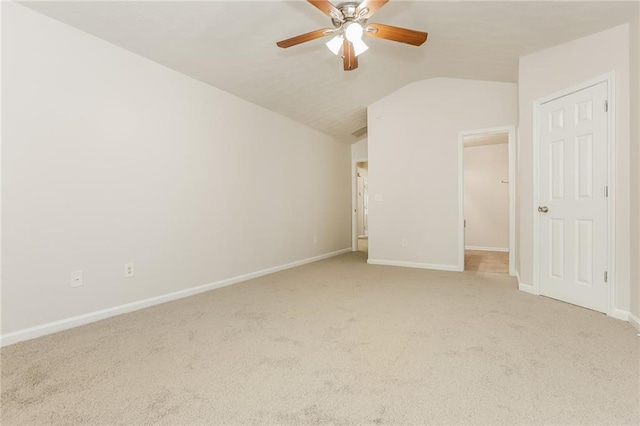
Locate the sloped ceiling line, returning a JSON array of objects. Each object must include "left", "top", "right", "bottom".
[{"left": 22, "top": 1, "right": 637, "bottom": 141}]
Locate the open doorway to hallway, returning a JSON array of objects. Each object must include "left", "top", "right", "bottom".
[
  {"left": 356, "top": 161, "right": 368, "bottom": 254},
  {"left": 462, "top": 130, "right": 511, "bottom": 273}
]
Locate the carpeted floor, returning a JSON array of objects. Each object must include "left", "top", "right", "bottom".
[{"left": 2, "top": 252, "right": 638, "bottom": 425}]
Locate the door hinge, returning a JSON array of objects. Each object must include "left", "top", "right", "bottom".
[
  {"left": 604, "top": 100, "right": 609, "bottom": 112},
  {"left": 604, "top": 186, "right": 609, "bottom": 197},
  {"left": 464, "top": 220, "right": 466, "bottom": 228},
  {"left": 604, "top": 271, "right": 608, "bottom": 283}
]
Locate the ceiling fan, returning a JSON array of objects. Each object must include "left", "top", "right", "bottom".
[{"left": 276, "top": 0, "right": 428, "bottom": 71}]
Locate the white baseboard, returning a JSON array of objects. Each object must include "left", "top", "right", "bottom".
[
  {"left": 0, "top": 248, "right": 351, "bottom": 347},
  {"left": 628, "top": 313, "right": 640, "bottom": 332},
  {"left": 367, "top": 259, "right": 462, "bottom": 272},
  {"left": 517, "top": 282, "right": 537, "bottom": 295},
  {"left": 516, "top": 272, "right": 538, "bottom": 295},
  {"left": 465, "top": 246, "right": 509, "bottom": 252},
  {"left": 609, "top": 309, "right": 629, "bottom": 322}
]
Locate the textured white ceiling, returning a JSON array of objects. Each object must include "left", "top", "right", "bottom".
[{"left": 21, "top": 1, "right": 638, "bottom": 141}]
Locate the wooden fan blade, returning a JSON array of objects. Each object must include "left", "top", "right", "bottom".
[
  {"left": 276, "top": 29, "right": 332, "bottom": 48},
  {"left": 343, "top": 38, "right": 358, "bottom": 71},
  {"left": 365, "top": 23, "right": 428, "bottom": 46},
  {"left": 356, "top": 0, "right": 389, "bottom": 19},
  {"left": 307, "top": 0, "right": 341, "bottom": 19}
]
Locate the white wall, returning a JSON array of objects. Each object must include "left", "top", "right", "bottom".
[
  {"left": 351, "top": 138, "right": 368, "bottom": 160},
  {"left": 1, "top": 3, "right": 351, "bottom": 338},
  {"left": 367, "top": 78, "right": 517, "bottom": 270},
  {"left": 464, "top": 143, "right": 509, "bottom": 251},
  {"left": 518, "top": 24, "right": 633, "bottom": 316}
]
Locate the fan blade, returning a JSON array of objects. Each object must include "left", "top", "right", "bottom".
[
  {"left": 276, "top": 29, "right": 332, "bottom": 48},
  {"left": 307, "top": 0, "right": 341, "bottom": 20},
  {"left": 365, "top": 23, "right": 428, "bottom": 46},
  {"left": 343, "top": 38, "right": 358, "bottom": 71},
  {"left": 356, "top": 0, "right": 389, "bottom": 19}
]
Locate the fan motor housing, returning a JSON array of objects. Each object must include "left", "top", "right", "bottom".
[
  {"left": 341, "top": 3, "right": 358, "bottom": 18},
  {"left": 331, "top": 2, "right": 366, "bottom": 28}
]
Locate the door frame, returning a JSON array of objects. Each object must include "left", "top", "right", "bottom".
[
  {"left": 352, "top": 157, "right": 368, "bottom": 251},
  {"left": 532, "top": 72, "right": 617, "bottom": 317},
  {"left": 457, "top": 125, "right": 517, "bottom": 276}
]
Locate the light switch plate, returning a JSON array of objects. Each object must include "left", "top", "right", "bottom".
[{"left": 71, "top": 270, "right": 83, "bottom": 287}]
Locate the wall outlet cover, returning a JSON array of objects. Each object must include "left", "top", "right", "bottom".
[{"left": 125, "top": 263, "right": 135, "bottom": 278}]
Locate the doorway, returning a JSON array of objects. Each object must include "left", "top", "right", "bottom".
[
  {"left": 462, "top": 131, "right": 510, "bottom": 273},
  {"left": 355, "top": 161, "right": 368, "bottom": 254},
  {"left": 534, "top": 78, "right": 612, "bottom": 314},
  {"left": 458, "top": 126, "right": 516, "bottom": 275}
]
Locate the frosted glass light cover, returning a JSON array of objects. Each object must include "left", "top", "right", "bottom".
[
  {"left": 326, "top": 35, "right": 343, "bottom": 55},
  {"left": 353, "top": 38, "right": 369, "bottom": 56},
  {"left": 345, "top": 23, "right": 364, "bottom": 42}
]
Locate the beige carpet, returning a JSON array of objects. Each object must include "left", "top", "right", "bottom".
[{"left": 2, "top": 252, "right": 638, "bottom": 425}]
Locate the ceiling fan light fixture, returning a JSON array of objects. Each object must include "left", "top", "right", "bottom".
[
  {"left": 344, "top": 22, "right": 364, "bottom": 42},
  {"left": 275, "top": 0, "right": 427, "bottom": 71},
  {"left": 352, "top": 37, "right": 369, "bottom": 56},
  {"left": 326, "top": 35, "right": 343, "bottom": 55}
]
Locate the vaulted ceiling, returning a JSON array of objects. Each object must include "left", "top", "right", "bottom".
[{"left": 22, "top": 1, "right": 638, "bottom": 142}]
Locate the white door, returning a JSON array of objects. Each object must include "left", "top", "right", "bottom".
[{"left": 538, "top": 81, "right": 609, "bottom": 313}]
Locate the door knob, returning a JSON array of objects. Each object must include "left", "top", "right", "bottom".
[{"left": 538, "top": 206, "right": 549, "bottom": 213}]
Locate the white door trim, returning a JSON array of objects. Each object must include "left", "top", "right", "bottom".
[
  {"left": 532, "top": 72, "right": 617, "bottom": 317},
  {"left": 352, "top": 157, "right": 367, "bottom": 251},
  {"left": 457, "top": 125, "right": 517, "bottom": 276}
]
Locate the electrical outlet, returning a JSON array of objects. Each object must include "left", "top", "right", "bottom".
[
  {"left": 71, "top": 270, "right": 83, "bottom": 288},
  {"left": 124, "top": 263, "right": 135, "bottom": 278},
  {"left": 313, "top": 236, "right": 318, "bottom": 244},
  {"left": 401, "top": 238, "right": 408, "bottom": 247}
]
